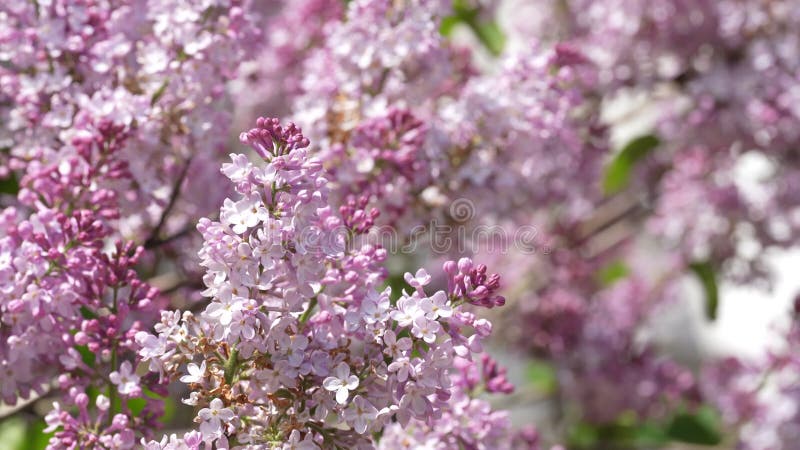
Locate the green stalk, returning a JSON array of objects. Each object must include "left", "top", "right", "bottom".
[
  {"left": 299, "top": 297, "right": 318, "bottom": 325},
  {"left": 224, "top": 348, "right": 239, "bottom": 386}
]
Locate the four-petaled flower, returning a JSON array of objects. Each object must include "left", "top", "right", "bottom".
[
  {"left": 382, "top": 330, "right": 412, "bottom": 359},
  {"left": 284, "top": 429, "right": 320, "bottom": 450},
  {"left": 411, "top": 315, "right": 441, "bottom": 344},
  {"left": 344, "top": 395, "right": 378, "bottom": 434},
  {"left": 180, "top": 361, "right": 207, "bottom": 384},
  {"left": 222, "top": 193, "right": 268, "bottom": 234},
  {"left": 284, "top": 334, "right": 310, "bottom": 367},
  {"left": 390, "top": 297, "right": 423, "bottom": 327},
  {"left": 424, "top": 291, "right": 453, "bottom": 319},
  {"left": 404, "top": 269, "right": 431, "bottom": 290},
  {"left": 109, "top": 361, "right": 141, "bottom": 396},
  {"left": 198, "top": 398, "right": 235, "bottom": 439},
  {"left": 323, "top": 362, "right": 359, "bottom": 404}
]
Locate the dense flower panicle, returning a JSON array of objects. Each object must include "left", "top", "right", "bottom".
[
  {"left": 290, "top": 0, "right": 606, "bottom": 237},
  {"left": 285, "top": 0, "right": 704, "bottom": 435},
  {"left": 0, "top": 124, "right": 164, "bottom": 447},
  {"left": 0, "top": 0, "right": 260, "bottom": 242},
  {"left": 377, "top": 387, "right": 539, "bottom": 450},
  {"left": 294, "top": 0, "right": 454, "bottom": 129},
  {"left": 285, "top": 0, "right": 466, "bottom": 230},
  {"left": 239, "top": 117, "right": 312, "bottom": 159},
  {"left": 0, "top": 2, "right": 269, "bottom": 361},
  {"left": 2, "top": 123, "right": 129, "bottom": 393},
  {"left": 0, "top": 0, "right": 262, "bottom": 441},
  {"left": 699, "top": 299, "right": 800, "bottom": 450},
  {"left": 136, "top": 118, "right": 524, "bottom": 448},
  {"left": 378, "top": 339, "right": 533, "bottom": 450},
  {"left": 455, "top": 354, "right": 515, "bottom": 395},
  {"left": 469, "top": 198, "right": 707, "bottom": 426},
  {"left": 324, "top": 108, "right": 429, "bottom": 224},
  {"left": 443, "top": 258, "right": 505, "bottom": 308},
  {"left": 449, "top": 0, "right": 800, "bottom": 438},
  {"left": 701, "top": 357, "right": 765, "bottom": 428},
  {"left": 647, "top": 148, "right": 748, "bottom": 270},
  {"left": 571, "top": 0, "right": 720, "bottom": 84},
  {"left": 567, "top": 279, "right": 701, "bottom": 422},
  {"left": 517, "top": 286, "right": 587, "bottom": 358},
  {"left": 506, "top": 252, "right": 700, "bottom": 424},
  {"left": 432, "top": 43, "right": 605, "bottom": 219}
]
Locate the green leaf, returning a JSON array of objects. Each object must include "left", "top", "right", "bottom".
[
  {"left": 139, "top": 387, "right": 177, "bottom": 424},
  {"left": 127, "top": 397, "right": 148, "bottom": 416},
  {"left": 75, "top": 344, "right": 96, "bottom": 367},
  {"left": 568, "top": 408, "right": 722, "bottom": 449},
  {"left": 86, "top": 385, "right": 102, "bottom": 402},
  {"left": 469, "top": 20, "right": 505, "bottom": 56},
  {"left": 439, "top": 15, "right": 460, "bottom": 36},
  {"left": 665, "top": 407, "right": 722, "bottom": 446},
  {"left": 159, "top": 393, "right": 177, "bottom": 424},
  {"left": 0, "top": 171, "right": 19, "bottom": 195},
  {"left": 596, "top": 261, "right": 630, "bottom": 286},
  {"left": 273, "top": 389, "right": 294, "bottom": 400},
  {"left": 567, "top": 418, "right": 670, "bottom": 449},
  {"left": 79, "top": 306, "right": 97, "bottom": 320},
  {"left": 24, "top": 419, "right": 52, "bottom": 450},
  {"left": 567, "top": 422, "right": 598, "bottom": 448},
  {"left": 603, "top": 134, "right": 660, "bottom": 194},
  {"left": 0, "top": 416, "right": 50, "bottom": 450},
  {"left": 0, "top": 417, "right": 27, "bottom": 450},
  {"left": 150, "top": 81, "right": 169, "bottom": 106},
  {"left": 689, "top": 261, "right": 719, "bottom": 321},
  {"left": 526, "top": 361, "right": 557, "bottom": 394},
  {"left": 441, "top": 0, "right": 506, "bottom": 56}
]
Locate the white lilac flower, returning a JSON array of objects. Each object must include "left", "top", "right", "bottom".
[{"left": 323, "top": 362, "right": 360, "bottom": 405}]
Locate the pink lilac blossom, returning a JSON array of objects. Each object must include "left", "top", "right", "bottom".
[
  {"left": 0, "top": 0, "right": 261, "bottom": 251},
  {"left": 280, "top": 1, "right": 794, "bottom": 445},
  {"left": 505, "top": 243, "right": 699, "bottom": 424},
  {"left": 290, "top": 0, "right": 700, "bottom": 435},
  {"left": 378, "top": 354, "right": 536, "bottom": 449},
  {"left": 136, "top": 118, "right": 528, "bottom": 448},
  {"left": 0, "top": 119, "right": 164, "bottom": 447},
  {"left": 431, "top": 43, "right": 605, "bottom": 221},
  {"left": 287, "top": 0, "right": 469, "bottom": 229},
  {"left": 286, "top": 0, "right": 608, "bottom": 260},
  {"left": 520, "top": 0, "right": 800, "bottom": 284}
]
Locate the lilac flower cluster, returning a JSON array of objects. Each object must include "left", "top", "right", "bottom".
[
  {"left": 287, "top": 0, "right": 605, "bottom": 239},
  {"left": 0, "top": 0, "right": 259, "bottom": 243},
  {"left": 231, "top": 0, "right": 344, "bottom": 125},
  {"left": 134, "top": 118, "right": 528, "bottom": 448},
  {"left": 700, "top": 302, "right": 800, "bottom": 450},
  {"left": 0, "top": 117, "right": 164, "bottom": 446},
  {"left": 379, "top": 358, "right": 537, "bottom": 450}
]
